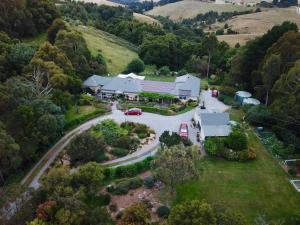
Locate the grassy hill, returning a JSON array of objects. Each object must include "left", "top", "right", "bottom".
[
  {"left": 75, "top": 25, "right": 139, "bottom": 74},
  {"left": 146, "top": 1, "right": 254, "bottom": 21},
  {"left": 79, "top": 0, "right": 161, "bottom": 25},
  {"left": 213, "top": 7, "right": 300, "bottom": 46}
]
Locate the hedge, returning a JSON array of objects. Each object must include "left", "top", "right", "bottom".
[
  {"left": 64, "top": 108, "right": 108, "bottom": 130},
  {"left": 128, "top": 105, "right": 174, "bottom": 116},
  {"left": 104, "top": 157, "right": 154, "bottom": 180}
]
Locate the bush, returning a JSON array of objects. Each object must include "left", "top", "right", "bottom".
[
  {"left": 109, "top": 204, "right": 118, "bottom": 212},
  {"left": 126, "top": 58, "right": 145, "bottom": 73},
  {"left": 156, "top": 205, "right": 170, "bottom": 218},
  {"left": 113, "top": 180, "right": 131, "bottom": 195},
  {"left": 143, "top": 176, "right": 155, "bottom": 189},
  {"left": 205, "top": 138, "right": 225, "bottom": 156},
  {"left": 111, "top": 148, "right": 128, "bottom": 157},
  {"left": 182, "top": 138, "right": 193, "bottom": 146},
  {"left": 159, "top": 66, "right": 170, "bottom": 75},
  {"left": 245, "top": 105, "right": 273, "bottom": 126},
  {"left": 225, "top": 130, "right": 248, "bottom": 151},
  {"left": 129, "top": 177, "right": 143, "bottom": 189},
  {"left": 98, "top": 193, "right": 111, "bottom": 205},
  {"left": 129, "top": 105, "right": 174, "bottom": 116},
  {"left": 289, "top": 168, "right": 297, "bottom": 176},
  {"left": 219, "top": 86, "right": 237, "bottom": 96},
  {"left": 247, "top": 148, "right": 256, "bottom": 160}
]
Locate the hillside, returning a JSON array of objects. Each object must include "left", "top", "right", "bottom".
[
  {"left": 79, "top": 0, "right": 161, "bottom": 25},
  {"left": 213, "top": 7, "right": 300, "bottom": 46},
  {"left": 75, "top": 25, "right": 139, "bottom": 74},
  {"left": 146, "top": 1, "right": 254, "bottom": 21}
]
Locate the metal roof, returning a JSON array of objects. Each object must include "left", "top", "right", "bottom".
[
  {"left": 83, "top": 75, "right": 112, "bottom": 87},
  {"left": 141, "top": 80, "right": 175, "bottom": 93},
  {"left": 199, "top": 112, "right": 230, "bottom": 126},
  {"left": 202, "top": 125, "right": 231, "bottom": 137},
  {"left": 102, "top": 77, "right": 142, "bottom": 93}
]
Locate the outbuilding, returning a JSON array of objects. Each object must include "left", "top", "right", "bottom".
[
  {"left": 235, "top": 91, "right": 252, "bottom": 104},
  {"left": 242, "top": 98, "right": 260, "bottom": 106}
]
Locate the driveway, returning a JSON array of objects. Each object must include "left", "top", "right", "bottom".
[
  {"left": 23, "top": 102, "right": 198, "bottom": 190},
  {"left": 200, "top": 90, "right": 230, "bottom": 112}
]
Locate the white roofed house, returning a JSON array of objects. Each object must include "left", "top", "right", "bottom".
[
  {"left": 83, "top": 74, "right": 201, "bottom": 102},
  {"left": 83, "top": 75, "right": 112, "bottom": 94},
  {"left": 194, "top": 110, "right": 231, "bottom": 140}
]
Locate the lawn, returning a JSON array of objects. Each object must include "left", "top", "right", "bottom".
[
  {"left": 23, "top": 32, "right": 47, "bottom": 46},
  {"left": 75, "top": 25, "right": 139, "bottom": 74},
  {"left": 175, "top": 112, "right": 300, "bottom": 222},
  {"left": 65, "top": 105, "right": 98, "bottom": 122}
]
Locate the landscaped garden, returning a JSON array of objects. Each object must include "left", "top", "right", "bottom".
[
  {"left": 66, "top": 119, "right": 155, "bottom": 166},
  {"left": 118, "top": 92, "right": 198, "bottom": 116}
]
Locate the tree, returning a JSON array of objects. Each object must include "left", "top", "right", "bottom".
[
  {"left": 168, "top": 200, "right": 216, "bottom": 225},
  {"left": 185, "top": 55, "right": 208, "bottom": 75},
  {"left": 47, "top": 19, "right": 67, "bottom": 44},
  {"left": 8, "top": 43, "right": 37, "bottom": 73},
  {"left": 159, "top": 131, "right": 181, "bottom": 148},
  {"left": 0, "top": 121, "right": 21, "bottom": 183},
  {"left": 126, "top": 59, "right": 145, "bottom": 73},
  {"left": 119, "top": 203, "right": 150, "bottom": 225},
  {"left": 262, "top": 54, "right": 281, "bottom": 105},
  {"left": 73, "top": 162, "right": 104, "bottom": 194},
  {"left": 67, "top": 132, "right": 107, "bottom": 165},
  {"left": 202, "top": 35, "right": 218, "bottom": 78},
  {"left": 55, "top": 30, "right": 91, "bottom": 78},
  {"left": 152, "top": 145, "right": 199, "bottom": 193},
  {"left": 271, "top": 60, "right": 300, "bottom": 134}
]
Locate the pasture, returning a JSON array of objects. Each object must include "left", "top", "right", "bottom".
[
  {"left": 146, "top": 1, "right": 254, "bottom": 21},
  {"left": 76, "top": 26, "right": 139, "bottom": 74}
]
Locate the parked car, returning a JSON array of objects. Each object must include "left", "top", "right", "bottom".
[
  {"left": 211, "top": 89, "right": 219, "bottom": 97},
  {"left": 179, "top": 123, "right": 188, "bottom": 138},
  {"left": 124, "top": 108, "right": 142, "bottom": 115}
]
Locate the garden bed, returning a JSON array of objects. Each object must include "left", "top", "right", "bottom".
[
  {"left": 118, "top": 100, "right": 198, "bottom": 116},
  {"left": 90, "top": 120, "right": 156, "bottom": 160},
  {"left": 102, "top": 172, "right": 166, "bottom": 222}
]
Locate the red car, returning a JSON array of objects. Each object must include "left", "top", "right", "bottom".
[
  {"left": 124, "top": 108, "right": 142, "bottom": 116},
  {"left": 179, "top": 123, "right": 188, "bottom": 138}
]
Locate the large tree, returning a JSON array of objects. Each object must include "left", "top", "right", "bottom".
[
  {"left": 152, "top": 144, "right": 200, "bottom": 193},
  {"left": 67, "top": 132, "right": 107, "bottom": 165},
  {"left": 168, "top": 200, "right": 216, "bottom": 225}
]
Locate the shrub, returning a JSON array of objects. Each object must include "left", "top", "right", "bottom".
[
  {"left": 204, "top": 84, "right": 209, "bottom": 90},
  {"left": 109, "top": 204, "right": 118, "bottom": 212},
  {"left": 289, "top": 168, "right": 297, "bottom": 176},
  {"left": 126, "top": 58, "right": 145, "bottom": 73},
  {"left": 182, "top": 138, "right": 193, "bottom": 146},
  {"left": 114, "top": 180, "right": 131, "bottom": 195},
  {"left": 225, "top": 130, "right": 247, "bottom": 151},
  {"left": 247, "top": 148, "right": 256, "bottom": 160},
  {"left": 111, "top": 148, "right": 128, "bottom": 157},
  {"left": 219, "top": 86, "right": 237, "bottom": 96},
  {"left": 98, "top": 193, "right": 111, "bottom": 205},
  {"left": 156, "top": 206, "right": 170, "bottom": 218},
  {"left": 245, "top": 105, "right": 273, "bottom": 126},
  {"left": 159, "top": 66, "right": 170, "bottom": 75},
  {"left": 143, "top": 176, "right": 154, "bottom": 189},
  {"left": 205, "top": 138, "right": 225, "bottom": 156},
  {"left": 129, "top": 177, "right": 143, "bottom": 189}
]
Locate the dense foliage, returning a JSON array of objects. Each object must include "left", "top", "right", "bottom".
[
  {"left": 229, "top": 22, "right": 300, "bottom": 153},
  {"left": 0, "top": 0, "right": 58, "bottom": 38}
]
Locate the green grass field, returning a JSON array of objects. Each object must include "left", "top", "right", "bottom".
[
  {"left": 145, "top": 75, "right": 175, "bottom": 82},
  {"left": 65, "top": 105, "right": 100, "bottom": 122},
  {"left": 75, "top": 25, "right": 139, "bottom": 74},
  {"left": 175, "top": 111, "right": 300, "bottom": 223}
]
